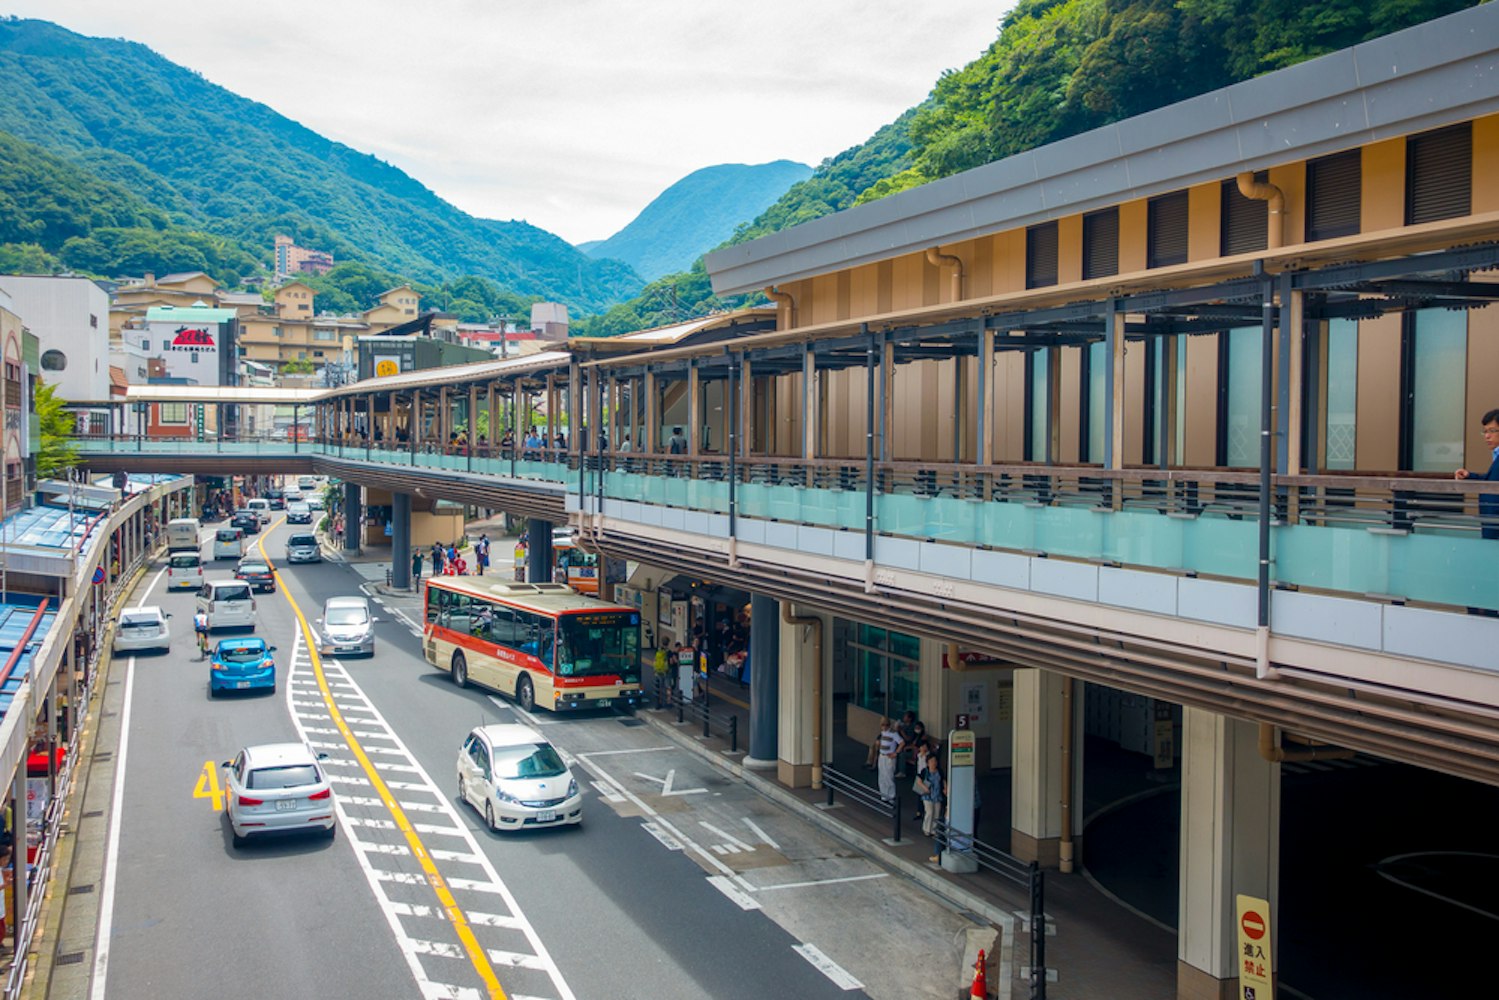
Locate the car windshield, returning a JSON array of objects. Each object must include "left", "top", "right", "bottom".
[
  {"left": 491, "top": 743, "right": 567, "bottom": 780},
  {"left": 120, "top": 614, "right": 160, "bottom": 629},
  {"left": 326, "top": 606, "right": 368, "bottom": 626},
  {"left": 247, "top": 764, "right": 319, "bottom": 790},
  {"left": 218, "top": 643, "right": 266, "bottom": 664},
  {"left": 169, "top": 555, "right": 198, "bottom": 569},
  {"left": 556, "top": 612, "right": 641, "bottom": 681},
  {"left": 214, "top": 585, "right": 252, "bottom": 602},
  {"left": 288, "top": 535, "right": 316, "bottom": 547}
]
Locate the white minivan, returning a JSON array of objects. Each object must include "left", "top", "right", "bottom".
[
  {"left": 213, "top": 527, "right": 244, "bottom": 561},
  {"left": 196, "top": 580, "right": 257, "bottom": 631},
  {"left": 245, "top": 498, "right": 271, "bottom": 525},
  {"left": 167, "top": 551, "right": 204, "bottom": 590},
  {"left": 166, "top": 518, "right": 201, "bottom": 552}
]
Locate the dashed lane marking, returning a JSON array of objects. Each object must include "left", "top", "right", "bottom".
[{"left": 793, "top": 944, "right": 864, "bottom": 991}]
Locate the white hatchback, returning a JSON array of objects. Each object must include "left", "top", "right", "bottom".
[
  {"left": 113, "top": 606, "right": 171, "bottom": 654},
  {"left": 221, "top": 742, "right": 337, "bottom": 847},
  {"left": 196, "top": 580, "right": 257, "bottom": 631},
  {"left": 457, "top": 725, "right": 582, "bottom": 832}
]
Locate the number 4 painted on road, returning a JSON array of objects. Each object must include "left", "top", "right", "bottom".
[{"left": 194, "top": 760, "right": 225, "bottom": 812}]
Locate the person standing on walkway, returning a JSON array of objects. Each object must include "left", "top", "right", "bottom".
[
  {"left": 922, "top": 752, "right": 945, "bottom": 847},
  {"left": 876, "top": 718, "right": 904, "bottom": 804},
  {"left": 412, "top": 549, "right": 423, "bottom": 586},
  {"left": 1455, "top": 407, "right": 1499, "bottom": 540},
  {"left": 432, "top": 542, "right": 445, "bottom": 576}
]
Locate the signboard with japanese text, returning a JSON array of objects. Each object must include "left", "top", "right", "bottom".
[
  {"left": 949, "top": 729, "right": 976, "bottom": 767},
  {"left": 147, "top": 319, "right": 227, "bottom": 384},
  {"left": 1153, "top": 701, "right": 1176, "bottom": 769},
  {"left": 374, "top": 356, "right": 401, "bottom": 377},
  {"left": 1235, "top": 894, "right": 1273, "bottom": 999}
]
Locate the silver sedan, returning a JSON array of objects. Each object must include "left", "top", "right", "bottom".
[{"left": 222, "top": 742, "right": 337, "bottom": 847}]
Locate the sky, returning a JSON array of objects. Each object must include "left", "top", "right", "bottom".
[{"left": 5, "top": 1, "right": 1014, "bottom": 245}]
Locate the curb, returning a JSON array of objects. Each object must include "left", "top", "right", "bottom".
[{"left": 633, "top": 709, "right": 1018, "bottom": 943}]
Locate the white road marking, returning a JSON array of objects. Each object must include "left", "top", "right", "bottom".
[
  {"left": 446, "top": 878, "right": 503, "bottom": 894},
  {"left": 590, "top": 781, "right": 625, "bottom": 803},
  {"left": 467, "top": 912, "right": 522, "bottom": 929},
  {"left": 577, "top": 746, "right": 674, "bottom": 757},
  {"left": 1376, "top": 851, "right": 1499, "bottom": 921},
  {"left": 486, "top": 950, "right": 550, "bottom": 970},
  {"left": 742, "top": 818, "right": 780, "bottom": 851},
  {"left": 758, "top": 873, "right": 890, "bottom": 892},
  {"left": 410, "top": 940, "right": 464, "bottom": 958},
  {"left": 640, "top": 822, "right": 684, "bottom": 851},
  {"left": 89, "top": 654, "right": 137, "bottom": 1000},
  {"left": 706, "top": 875, "right": 761, "bottom": 911},
  {"left": 699, "top": 821, "right": 755, "bottom": 853},
  {"left": 632, "top": 769, "right": 707, "bottom": 797},
  {"left": 793, "top": 943, "right": 864, "bottom": 991}
]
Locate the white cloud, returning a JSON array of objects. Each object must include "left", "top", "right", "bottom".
[{"left": 5, "top": 1, "right": 1011, "bottom": 243}]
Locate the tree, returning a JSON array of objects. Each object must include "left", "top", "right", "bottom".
[
  {"left": 35, "top": 381, "right": 78, "bottom": 477},
  {"left": 280, "top": 358, "right": 316, "bottom": 375}
]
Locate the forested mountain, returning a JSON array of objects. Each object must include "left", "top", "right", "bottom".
[
  {"left": 576, "top": 0, "right": 1478, "bottom": 336},
  {"left": 582, "top": 161, "right": 811, "bottom": 281},
  {"left": 0, "top": 18, "right": 643, "bottom": 312}
]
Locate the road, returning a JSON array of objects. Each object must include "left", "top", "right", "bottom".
[{"left": 91, "top": 514, "right": 983, "bottom": 1000}]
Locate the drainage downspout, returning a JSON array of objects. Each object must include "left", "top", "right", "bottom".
[
  {"left": 1059, "top": 676, "right": 1075, "bottom": 874},
  {"left": 924, "top": 247, "right": 965, "bottom": 301},
  {"left": 1235, "top": 173, "right": 1284, "bottom": 250},
  {"left": 782, "top": 603, "right": 824, "bottom": 789},
  {"left": 1257, "top": 723, "right": 1353, "bottom": 763},
  {"left": 764, "top": 286, "right": 796, "bottom": 330}
]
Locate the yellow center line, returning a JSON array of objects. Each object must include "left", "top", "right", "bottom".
[{"left": 257, "top": 518, "right": 506, "bottom": 999}]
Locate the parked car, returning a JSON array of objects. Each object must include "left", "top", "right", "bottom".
[
  {"left": 209, "top": 636, "right": 277, "bottom": 696},
  {"left": 285, "top": 501, "right": 313, "bottom": 525},
  {"left": 235, "top": 558, "right": 276, "bottom": 593},
  {"left": 167, "top": 551, "right": 204, "bottom": 590},
  {"left": 316, "top": 596, "right": 377, "bottom": 656},
  {"left": 196, "top": 580, "right": 257, "bottom": 631},
  {"left": 456, "top": 724, "right": 582, "bottom": 832},
  {"left": 231, "top": 511, "right": 260, "bottom": 535},
  {"left": 113, "top": 606, "right": 171, "bottom": 654},
  {"left": 285, "top": 532, "right": 321, "bottom": 564},
  {"left": 221, "top": 742, "right": 336, "bottom": 847}
]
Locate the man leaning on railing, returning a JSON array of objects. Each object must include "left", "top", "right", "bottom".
[{"left": 1454, "top": 407, "right": 1499, "bottom": 541}]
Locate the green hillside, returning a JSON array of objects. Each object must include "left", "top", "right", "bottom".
[
  {"left": 584, "top": 161, "right": 812, "bottom": 281},
  {"left": 577, "top": 0, "right": 1477, "bottom": 335},
  {"left": 0, "top": 17, "right": 643, "bottom": 312}
]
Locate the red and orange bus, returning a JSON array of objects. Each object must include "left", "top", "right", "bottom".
[{"left": 423, "top": 577, "right": 643, "bottom": 712}]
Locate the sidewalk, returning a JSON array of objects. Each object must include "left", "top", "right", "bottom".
[{"left": 641, "top": 675, "right": 1177, "bottom": 1000}]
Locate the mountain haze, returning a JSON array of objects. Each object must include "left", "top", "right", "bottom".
[
  {"left": 583, "top": 161, "right": 811, "bottom": 282},
  {"left": 0, "top": 18, "right": 642, "bottom": 312}
]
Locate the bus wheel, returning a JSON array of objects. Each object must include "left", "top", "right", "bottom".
[
  {"left": 451, "top": 651, "right": 468, "bottom": 688},
  {"left": 517, "top": 674, "right": 535, "bottom": 713}
]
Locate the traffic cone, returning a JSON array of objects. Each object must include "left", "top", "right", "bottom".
[{"left": 969, "top": 948, "right": 988, "bottom": 998}]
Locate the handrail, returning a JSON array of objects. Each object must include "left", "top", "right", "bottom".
[{"left": 0, "top": 599, "right": 49, "bottom": 691}]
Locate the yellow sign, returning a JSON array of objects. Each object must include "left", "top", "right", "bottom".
[
  {"left": 1235, "top": 894, "right": 1273, "bottom": 999},
  {"left": 375, "top": 359, "right": 399, "bottom": 377},
  {"left": 948, "top": 730, "right": 976, "bottom": 767}
]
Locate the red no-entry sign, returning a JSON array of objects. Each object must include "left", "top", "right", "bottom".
[{"left": 1241, "top": 910, "right": 1266, "bottom": 941}]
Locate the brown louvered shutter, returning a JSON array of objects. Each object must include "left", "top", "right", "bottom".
[
  {"left": 1306, "top": 150, "right": 1361, "bottom": 241},
  {"left": 1406, "top": 123, "right": 1472, "bottom": 225},
  {"left": 1027, "top": 221, "right": 1059, "bottom": 289},
  {"left": 1147, "top": 191, "right": 1189, "bottom": 268},
  {"left": 1082, "top": 208, "right": 1119, "bottom": 280},
  {"left": 1221, "top": 173, "right": 1269, "bottom": 256}
]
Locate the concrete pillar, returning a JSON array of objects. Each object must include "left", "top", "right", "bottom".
[
  {"left": 746, "top": 593, "right": 780, "bottom": 766},
  {"left": 391, "top": 492, "right": 412, "bottom": 589},
  {"left": 1177, "top": 709, "right": 1280, "bottom": 1000},
  {"left": 776, "top": 602, "right": 831, "bottom": 788},
  {"left": 1010, "top": 667, "right": 1076, "bottom": 867},
  {"left": 526, "top": 519, "right": 553, "bottom": 584},
  {"left": 342, "top": 481, "right": 362, "bottom": 554}
]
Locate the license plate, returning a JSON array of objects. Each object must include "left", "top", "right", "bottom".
[
  {"left": 534, "top": 810, "right": 557, "bottom": 822},
  {"left": 275, "top": 799, "right": 297, "bottom": 812},
  {"left": 235, "top": 681, "right": 251, "bottom": 689},
  {"left": 594, "top": 699, "right": 611, "bottom": 708}
]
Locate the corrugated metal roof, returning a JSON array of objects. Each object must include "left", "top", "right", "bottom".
[
  {"left": 123, "top": 385, "right": 319, "bottom": 404},
  {"left": 316, "top": 350, "right": 572, "bottom": 399},
  {"left": 573, "top": 308, "right": 778, "bottom": 352}
]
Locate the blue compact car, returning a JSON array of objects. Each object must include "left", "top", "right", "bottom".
[{"left": 210, "top": 637, "right": 277, "bottom": 696}]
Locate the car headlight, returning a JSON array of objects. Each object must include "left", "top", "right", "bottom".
[
  {"left": 494, "top": 787, "right": 521, "bottom": 804},
  {"left": 567, "top": 778, "right": 578, "bottom": 798}
]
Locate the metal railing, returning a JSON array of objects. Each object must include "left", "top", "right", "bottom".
[
  {"left": 663, "top": 677, "right": 739, "bottom": 752},
  {"left": 820, "top": 765, "right": 903, "bottom": 844}
]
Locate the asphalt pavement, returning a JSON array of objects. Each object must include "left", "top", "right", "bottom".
[{"left": 47, "top": 515, "right": 993, "bottom": 1000}]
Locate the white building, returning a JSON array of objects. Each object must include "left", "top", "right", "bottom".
[{"left": 0, "top": 275, "right": 110, "bottom": 407}]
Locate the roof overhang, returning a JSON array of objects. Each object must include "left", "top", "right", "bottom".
[{"left": 705, "top": 3, "right": 1499, "bottom": 296}]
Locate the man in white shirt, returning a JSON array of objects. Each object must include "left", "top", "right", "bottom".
[{"left": 876, "top": 717, "right": 904, "bottom": 803}]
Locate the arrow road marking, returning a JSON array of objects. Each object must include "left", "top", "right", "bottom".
[{"left": 631, "top": 769, "right": 707, "bottom": 797}]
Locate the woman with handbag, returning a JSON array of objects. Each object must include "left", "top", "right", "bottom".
[{"left": 921, "top": 753, "right": 945, "bottom": 844}]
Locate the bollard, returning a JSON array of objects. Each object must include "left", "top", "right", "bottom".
[
  {"left": 892, "top": 791, "right": 902, "bottom": 843},
  {"left": 702, "top": 701, "right": 711, "bottom": 739},
  {"left": 677, "top": 690, "right": 684, "bottom": 725},
  {"left": 729, "top": 715, "right": 738, "bottom": 754},
  {"left": 385, "top": 565, "right": 392, "bottom": 587},
  {"left": 826, "top": 780, "right": 835, "bottom": 808}
]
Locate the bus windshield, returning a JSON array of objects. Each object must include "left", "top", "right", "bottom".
[{"left": 556, "top": 612, "right": 640, "bottom": 682}]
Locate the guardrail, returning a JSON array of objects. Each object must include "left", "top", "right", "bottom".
[
  {"left": 820, "top": 765, "right": 904, "bottom": 845},
  {"left": 660, "top": 676, "right": 739, "bottom": 751}
]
